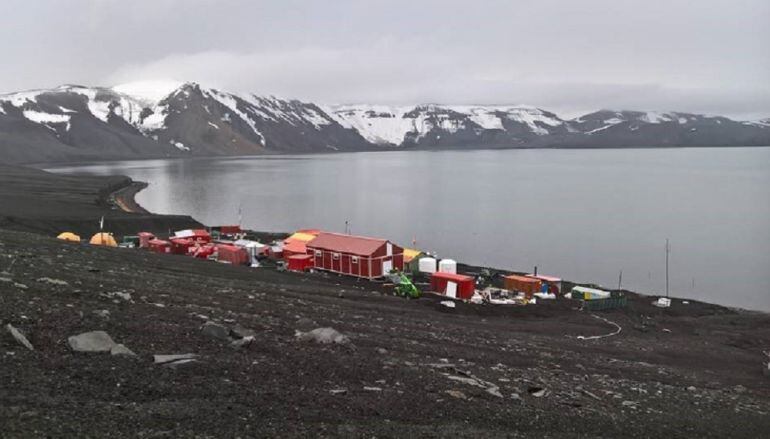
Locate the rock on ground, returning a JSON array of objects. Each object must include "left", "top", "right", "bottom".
[
  {"left": 67, "top": 331, "right": 116, "bottom": 352},
  {"left": 201, "top": 321, "right": 231, "bottom": 340},
  {"left": 296, "top": 327, "right": 350, "bottom": 345},
  {"left": 153, "top": 353, "right": 198, "bottom": 365},
  {"left": 6, "top": 324, "right": 34, "bottom": 351},
  {"left": 110, "top": 344, "right": 137, "bottom": 356}
]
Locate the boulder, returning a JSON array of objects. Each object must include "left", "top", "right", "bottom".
[
  {"left": 296, "top": 327, "right": 350, "bottom": 345},
  {"left": 201, "top": 321, "right": 231, "bottom": 340},
  {"left": 68, "top": 331, "right": 116, "bottom": 352},
  {"left": 110, "top": 344, "right": 137, "bottom": 357},
  {"left": 6, "top": 324, "right": 34, "bottom": 351}
]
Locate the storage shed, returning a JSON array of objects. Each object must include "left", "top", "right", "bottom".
[
  {"left": 403, "top": 248, "right": 426, "bottom": 273},
  {"left": 216, "top": 244, "right": 249, "bottom": 265},
  {"left": 526, "top": 274, "right": 562, "bottom": 294},
  {"left": 430, "top": 272, "right": 475, "bottom": 300},
  {"left": 287, "top": 254, "right": 314, "bottom": 272},
  {"left": 305, "top": 232, "right": 403, "bottom": 279},
  {"left": 503, "top": 274, "right": 542, "bottom": 298}
]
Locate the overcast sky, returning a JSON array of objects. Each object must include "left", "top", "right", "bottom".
[{"left": 1, "top": 0, "right": 768, "bottom": 118}]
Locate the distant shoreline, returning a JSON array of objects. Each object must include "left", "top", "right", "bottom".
[{"left": 31, "top": 143, "right": 770, "bottom": 169}]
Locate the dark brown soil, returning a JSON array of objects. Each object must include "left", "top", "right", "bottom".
[{"left": 0, "top": 165, "right": 769, "bottom": 437}]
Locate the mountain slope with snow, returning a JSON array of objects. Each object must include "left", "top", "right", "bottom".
[{"left": 0, "top": 82, "right": 768, "bottom": 164}]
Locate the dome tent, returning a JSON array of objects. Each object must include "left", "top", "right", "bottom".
[
  {"left": 57, "top": 232, "right": 81, "bottom": 242},
  {"left": 89, "top": 232, "right": 117, "bottom": 247}
]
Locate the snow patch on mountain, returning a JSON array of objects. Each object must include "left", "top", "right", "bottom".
[
  {"left": 113, "top": 80, "right": 184, "bottom": 106},
  {"left": 328, "top": 105, "right": 417, "bottom": 145}
]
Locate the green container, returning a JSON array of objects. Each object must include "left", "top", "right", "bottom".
[{"left": 584, "top": 296, "right": 627, "bottom": 311}]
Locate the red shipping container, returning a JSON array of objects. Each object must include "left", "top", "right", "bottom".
[
  {"left": 138, "top": 232, "right": 155, "bottom": 248},
  {"left": 148, "top": 239, "right": 171, "bottom": 254},
  {"left": 503, "top": 274, "right": 542, "bottom": 298},
  {"left": 430, "top": 272, "right": 476, "bottom": 300},
  {"left": 287, "top": 254, "right": 314, "bottom": 271},
  {"left": 216, "top": 244, "right": 249, "bottom": 265}
]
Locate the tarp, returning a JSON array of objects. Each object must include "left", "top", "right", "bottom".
[
  {"left": 89, "top": 233, "right": 117, "bottom": 247},
  {"left": 57, "top": 232, "right": 80, "bottom": 242}
]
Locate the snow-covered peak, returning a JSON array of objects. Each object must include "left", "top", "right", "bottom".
[{"left": 112, "top": 80, "right": 185, "bottom": 105}]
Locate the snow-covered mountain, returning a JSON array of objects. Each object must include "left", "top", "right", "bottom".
[
  {"left": 1, "top": 82, "right": 768, "bottom": 164},
  {"left": 326, "top": 104, "right": 571, "bottom": 147},
  {"left": 0, "top": 81, "right": 373, "bottom": 163}
]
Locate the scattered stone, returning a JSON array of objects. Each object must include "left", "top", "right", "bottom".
[
  {"left": 110, "top": 344, "right": 137, "bottom": 357},
  {"left": 733, "top": 385, "right": 747, "bottom": 393},
  {"left": 528, "top": 386, "right": 547, "bottom": 398},
  {"left": 363, "top": 386, "right": 382, "bottom": 392},
  {"left": 103, "top": 291, "right": 132, "bottom": 301},
  {"left": 201, "top": 321, "right": 231, "bottom": 341},
  {"left": 486, "top": 386, "right": 504, "bottom": 398},
  {"left": 37, "top": 277, "right": 68, "bottom": 286},
  {"left": 622, "top": 400, "right": 639, "bottom": 408},
  {"left": 230, "top": 336, "right": 255, "bottom": 349},
  {"left": 510, "top": 393, "right": 522, "bottom": 401},
  {"left": 295, "top": 317, "right": 316, "bottom": 331},
  {"left": 687, "top": 386, "right": 697, "bottom": 392},
  {"left": 0, "top": 277, "right": 12, "bottom": 283},
  {"left": 68, "top": 331, "right": 116, "bottom": 352},
  {"left": 296, "top": 327, "right": 350, "bottom": 345},
  {"left": 6, "top": 324, "right": 34, "bottom": 351},
  {"left": 14, "top": 283, "right": 28, "bottom": 289},
  {"left": 445, "top": 389, "right": 468, "bottom": 400},
  {"left": 93, "top": 309, "right": 110, "bottom": 319},
  {"left": 440, "top": 301, "right": 456, "bottom": 308},
  {"left": 153, "top": 353, "right": 198, "bottom": 365},
  {"left": 329, "top": 388, "right": 348, "bottom": 395},
  {"left": 376, "top": 348, "right": 388, "bottom": 355},
  {"left": 230, "top": 324, "right": 256, "bottom": 339}
]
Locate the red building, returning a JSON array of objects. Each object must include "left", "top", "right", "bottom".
[
  {"left": 305, "top": 232, "right": 403, "bottom": 279},
  {"left": 216, "top": 244, "right": 249, "bottom": 265},
  {"left": 430, "top": 272, "right": 476, "bottom": 300},
  {"left": 148, "top": 239, "right": 171, "bottom": 254}
]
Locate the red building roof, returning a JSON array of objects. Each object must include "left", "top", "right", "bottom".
[{"left": 307, "top": 232, "right": 389, "bottom": 256}]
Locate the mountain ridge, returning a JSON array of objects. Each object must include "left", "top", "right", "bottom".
[{"left": 1, "top": 81, "right": 768, "bottom": 164}]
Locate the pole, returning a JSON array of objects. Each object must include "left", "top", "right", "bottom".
[
  {"left": 534, "top": 265, "right": 538, "bottom": 276},
  {"left": 666, "top": 238, "right": 671, "bottom": 297},
  {"left": 618, "top": 269, "right": 623, "bottom": 292}
]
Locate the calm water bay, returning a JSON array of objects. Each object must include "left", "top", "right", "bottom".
[{"left": 49, "top": 147, "right": 770, "bottom": 311}]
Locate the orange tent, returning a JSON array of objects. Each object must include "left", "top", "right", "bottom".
[
  {"left": 57, "top": 232, "right": 81, "bottom": 242},
  {"left": 89, "top": 232, "right": 118, "bottom": 247}
]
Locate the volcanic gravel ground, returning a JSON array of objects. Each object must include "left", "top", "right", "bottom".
[{"left": 1, "top": 229, "right": 769, "bottom": 438}]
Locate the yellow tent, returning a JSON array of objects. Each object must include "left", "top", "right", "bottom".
[
  {"left": 89, "top": 232, "right": 118, "bottom": 247},
  {"left": 57, "top": 232, "right": 81, "bottom": 242}
]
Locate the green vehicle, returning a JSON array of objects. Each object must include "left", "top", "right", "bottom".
[{"left": 387, "top": 272, "right": 421, "bottom": 299}]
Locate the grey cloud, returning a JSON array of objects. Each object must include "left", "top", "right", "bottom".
[{"left": 1, "top": 0, "right": 768, "bottom": 119}]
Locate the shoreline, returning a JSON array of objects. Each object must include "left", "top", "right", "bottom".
[{"left": 29, "top": 143, "right": 770, "bottom": 169}]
